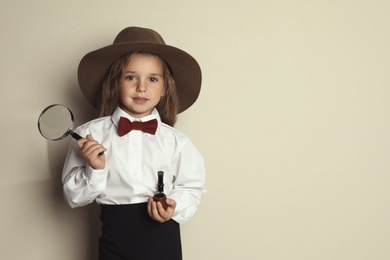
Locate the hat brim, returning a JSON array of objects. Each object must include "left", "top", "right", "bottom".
[{"left": 78, "top": 42, "right": 202, "bottom": 113}]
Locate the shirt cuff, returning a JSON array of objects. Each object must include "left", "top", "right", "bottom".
[{"left": 85, "top": 164, "right": 107, "bottom": 182}]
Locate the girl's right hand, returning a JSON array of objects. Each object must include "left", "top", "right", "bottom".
[{"left": 77, "top": 134, "right": 107, "bottom": 170}]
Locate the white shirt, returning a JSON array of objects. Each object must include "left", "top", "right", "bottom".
[{"left": 62, "top": 107, "right": 206, "bottom": 224}]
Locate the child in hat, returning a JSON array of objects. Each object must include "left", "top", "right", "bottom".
[{"left": 62, "top": 26, "right": 206, "bottom": 259}]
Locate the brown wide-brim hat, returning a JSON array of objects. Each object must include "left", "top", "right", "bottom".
[{"left": 78, "top": 26, "right": 202, "bottom": 113}]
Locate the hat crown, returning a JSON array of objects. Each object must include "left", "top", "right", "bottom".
[{"left": 113, "top": 27, "right": 166, "bottom": 45}]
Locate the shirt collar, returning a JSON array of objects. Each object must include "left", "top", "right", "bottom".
[{"left": 111, "top": 107, "right": 161, "bottom": 128}]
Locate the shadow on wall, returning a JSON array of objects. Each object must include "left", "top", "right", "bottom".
[
  {"left": 44, "top": 82, "right": 101, "bottom": 259},
  {"left": 44, "top": 133, "right": 100, "bottom": 259}
]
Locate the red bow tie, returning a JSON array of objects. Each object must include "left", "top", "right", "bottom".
[{"left": 118, "top": 117, "right": 158, "bottom": 136}]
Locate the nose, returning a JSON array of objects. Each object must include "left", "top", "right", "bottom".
[{"left": 136, "top": 79, "right": 146, "bottom": 92}]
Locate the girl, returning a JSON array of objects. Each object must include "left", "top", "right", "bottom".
[{"left": 62, "top": 27, "right": 206, "bottom": 260}]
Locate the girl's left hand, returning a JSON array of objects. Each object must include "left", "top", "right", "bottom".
[{"left": 147, "top": 197, "right": 176, "bottom": 223}]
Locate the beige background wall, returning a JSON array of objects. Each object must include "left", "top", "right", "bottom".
[{"left": 1, "top": 0, "right": 390, "bottom": 259}]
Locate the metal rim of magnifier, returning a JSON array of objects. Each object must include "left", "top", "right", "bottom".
[{"left": 37, "top": 104, "right": 75, "bottom": 141}]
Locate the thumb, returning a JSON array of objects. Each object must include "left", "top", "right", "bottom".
[
  {"left": 86, "top": 134, "right": 94, "bottom": 141},
  {"left": 166, "top": 198, "right": 176, "bottom": 207}
]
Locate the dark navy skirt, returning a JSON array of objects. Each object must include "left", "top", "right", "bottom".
[{"left": 99, "top": 203, "right": 182, "bottom": 260}]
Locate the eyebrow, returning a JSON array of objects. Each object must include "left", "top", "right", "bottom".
[
  {"left": 123, "top": 71, "right": 163, "bottom": 77},
  {"left": 149, "top": 73, "right": 163, "bottom": 77}
]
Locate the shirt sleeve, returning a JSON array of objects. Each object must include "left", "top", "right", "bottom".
[
  {"left": 169, "top": 138, "right": 206, "bottom": 224},
  {"left": 62, "top": 137, "right": 108, "bottom": 208}
]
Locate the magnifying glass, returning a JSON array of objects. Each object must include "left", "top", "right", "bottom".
[
  {"left": 38, "top": 104, "right": 82, "bottom": 140},
  {"left": 37, "top": 104, "right": 104, "bottom": 155}
]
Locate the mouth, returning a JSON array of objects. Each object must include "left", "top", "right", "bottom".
[{"left": 133, "top": 97, "right": 148, "bottom": 104}]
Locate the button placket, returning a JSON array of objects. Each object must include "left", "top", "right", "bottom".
[{"left": 128, "top": 131, "right": 145, "bottom": 199}]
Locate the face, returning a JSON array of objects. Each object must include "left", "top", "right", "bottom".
[{"left": 119, "top": 53, "right": 165, "bottom": 118}]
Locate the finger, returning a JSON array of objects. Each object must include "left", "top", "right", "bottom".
[
  {"left": 79, "top": 138, "right": 97, "bottom": 150},
  {"left": 166, "top": 198, "right": 176, "bottom": 209},
  {"left": 76, "top": 134, "right": 94, "bottom": 148},
  {"left": 76, "top": 137, "right": 88, "bottom": 148},
  {"left": 147, "top": 198, "right": 159, "bottom": 221},
  {"left": 82, "top": 143, "right": 103, "bottom": 157},
  {"left": 156, "top": 202, "right": 171, "bottom": 221},
  {"left": 88, "top": 144, "right": 106, "bottom": 156},
  {"left": 165, "top": 198, "right": 176, "bottom": 216},
  {"left": 89, "top": 146, "right": 106, "bottom": 158},
  {"left": 147, "top": 198, "right": 153, "bottom": 217},
  {"left": 151, "top": 201, "right": 165, "bottom": 223},
  {"left": 80, "top": 137, "right": 101, "bottom": 153}
]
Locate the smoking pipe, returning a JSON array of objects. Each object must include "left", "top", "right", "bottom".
[{"left": 152, "top": 171, "right": 168, "bottom": 210}]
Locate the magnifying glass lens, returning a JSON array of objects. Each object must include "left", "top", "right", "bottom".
[{"left": 38, "top": 105, "right": 74, "bottom": 140}]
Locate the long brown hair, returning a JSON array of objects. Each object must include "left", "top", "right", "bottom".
[{"left": 98, "top": 52, "right": 178, "bottom": 126}]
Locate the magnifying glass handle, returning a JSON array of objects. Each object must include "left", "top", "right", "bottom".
[
  {"left": 68, "top": 130, "right": 104, "bottom": 156},
  {"left": 69, "top": 130, "right": 83, "bottom": 140}
]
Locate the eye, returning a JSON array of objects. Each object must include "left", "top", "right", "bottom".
[
  {"left": 125, "top": 75, "right": 136, "bottom": 81},
  {"left": 149, "top": 76, "right": 159, "bottom": 83}
]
